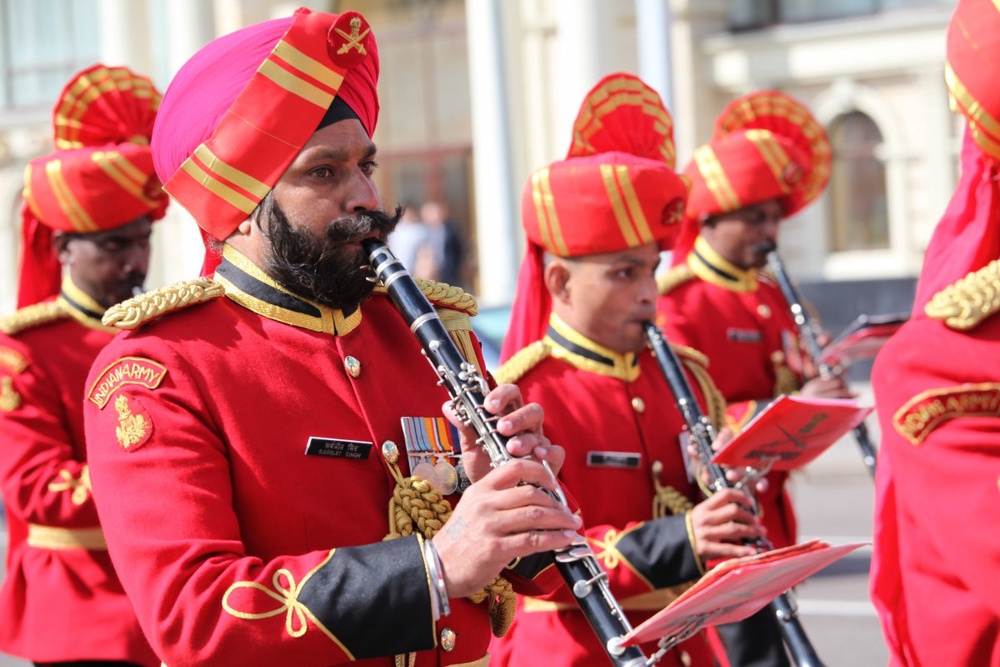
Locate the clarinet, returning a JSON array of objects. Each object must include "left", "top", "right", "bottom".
[
  {"left": 763, "top": 244, "right": 878, "bottom": 479},
  {"left": 643, "top": 321, "right": 825, "bottom": 667},
  {"left": 363, "top": 239, "right": 648, "bottom": 667}
]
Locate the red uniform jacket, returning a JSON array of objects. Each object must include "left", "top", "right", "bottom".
[
  {"left": 871, "top": 304, "right": 1000, "bottom": 666},
  {"left": 0, "top": 279, "right": 157, "bottom": 664},
  {"left": 82, "top": 249, "right": 558, "bottom": 667},
  {"left": 489, "top": 315, "right": 721, "bottom": 667},
  {"left": 656, "top": 237, "right": 803, "bottom": 550}
]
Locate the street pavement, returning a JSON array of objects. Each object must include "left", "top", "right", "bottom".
[{"left": 0, "top": 416, "right": 888, "bottom": 666}]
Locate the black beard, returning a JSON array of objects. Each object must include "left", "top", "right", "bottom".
[{"left": 260, "top": 199, "right": 402, "bottom": 310}]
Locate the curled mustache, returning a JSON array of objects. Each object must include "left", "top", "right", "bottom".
[
  {"left": 261, "top": 201, "right": 403, "bottom": 310},
  {"left": 324, "top": 206, "right": 402, "bottom": 245}
]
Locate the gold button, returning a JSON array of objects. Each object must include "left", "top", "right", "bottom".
[
  {"left": 757, "top": 304, "right": 771, "bottom": 319},
  {"left": 344, "top": 355, "right": 361, "bottom": 378},
  {"left": 679, "top": 650, "right": 691, "bottom": 666},
  {"left": 381, "top": 440, "right": 399, "bottom": 464},
  {"left": 631, "top": 397, "right": 645, "bottom": 413},
  {"left": 440, "top": 627, "right": 456, "bottom": 651}
]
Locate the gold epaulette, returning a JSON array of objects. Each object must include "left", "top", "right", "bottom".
[
  {"left": 656, "top": 264, "right": 695, "bottom": 296},
  {"left": 495, "top": 340, "right": 551, "bottom": 385},
  {"left": 414, "top": 278, "right": 478, "bottom": 316},
  {"left": 925, "top": 259, "right": 1000, "bottom": 331},
  {"left": 0, "top": 301, "right": 68, "bottom": 336},
  {"left": 103, "top": 278, "right": 226, "bottom": 330},
  {"left": 672, "top": 343, "right": 727, "bottom": 431}
]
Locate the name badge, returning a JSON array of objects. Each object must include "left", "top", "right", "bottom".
[
  {"left": 305, "top": 437, "right": 372, "bottom": 460},
  {"left": 587, "top": 451, "right": 641, "bottom": 469},
  {"left": 727, "top": 328, "right": 762, "bottom": 343}
]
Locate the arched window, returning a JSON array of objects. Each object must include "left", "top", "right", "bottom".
[{"left": 828, "top": 111, "right": 889, "bottom": 251}]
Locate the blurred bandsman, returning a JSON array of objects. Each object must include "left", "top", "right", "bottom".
[
  {"left": 81, "top": 8, "right": 578, "bottom": 666},
  {"left": 655, "top": 90, "right": 850, "bottom": 666},
  {"left": 491, "top": 73, "right": 765, "bottom": 667},
  {"left": 0, "top": 64, "right": 166, "bottom": 666},
  {"left": 871, "top": 1, "right": 1000, "bottom": 664}
]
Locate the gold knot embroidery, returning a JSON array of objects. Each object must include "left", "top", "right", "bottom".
[
  {"left": 115, "top": 395, "right": 148, "bottom": 448},
  {"left": 592, "top": 529, "right": 622, "bottom": 569},
  {"left": 223, "top": 569, "right": 311, "bottom": 638},
  {"left": 0, "top": 377, "right": 20, "bottom": 411},
  {"left": 47, "top": 467, "right": 92, "bottom": 505}
]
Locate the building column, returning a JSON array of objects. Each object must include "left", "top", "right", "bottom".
[
  {"left": 465, "top": 0, "right": 520, "bottom": 305},
  {"left": 98, "top": 0, "right": 154, "bottom": 74},
  {"left": 635, "top": 0, "right": 675, "bottom": 112},
  {"left": 152, "top": 0, "right": 219, "bottom": 289}
]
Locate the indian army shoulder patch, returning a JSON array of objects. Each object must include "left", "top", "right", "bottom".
[
  {"left": 893, "top": 382, "right": 1000, "bottom": 445},
  {"left": 88, "top": 356, "right": 167, "bottom": 408}
]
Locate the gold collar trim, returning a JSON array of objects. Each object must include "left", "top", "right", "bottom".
[
  {"left": 57, "top": 277, "right": 116, "bottom": 332},
  {"left": 216, "top": 245, "right": 362, "bottom": 335},
  {"left": 544, "top": 314, "right": 640, "bottom": 382},
  {"left": 688, "top": 236, "right": 758, "bottom": 293}
]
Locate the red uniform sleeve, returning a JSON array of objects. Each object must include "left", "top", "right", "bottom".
[{"left": 0, "top": 339, "right": 98, "bottom": 529}]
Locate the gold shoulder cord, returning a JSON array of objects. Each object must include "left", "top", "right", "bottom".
[
  {"left": 656, "top": 264, "right": 696, "bottom": 296},
  {"left": 925, "top": 259, "right": 1000, "bottom": 331},
  {"left": 0, "top": 301, "right": 67, "bottom": 335},
  {"left": 103, "top": 279, "right": 226, "bottom": 329},
  {"left": 494, "top": 340, "right": 551, "bottom": 385}
]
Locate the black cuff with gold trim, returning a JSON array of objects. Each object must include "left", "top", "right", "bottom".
[
  {"left": 615, "top": 516, "right": 702, "bottom": 588},
  {"left": 298, "top": 535, "right": 434, "bottom": 658}
]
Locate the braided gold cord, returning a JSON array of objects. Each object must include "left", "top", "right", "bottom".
[
  {"left": 414, "top": 278, "right": 479, "bottom": 316},
  {"left": 0, "top": 301, "right": 66, "bottom": 335},
  {"left": 651, "top": 461, "right": 695, "bottom": 519},
  {"left": 103, "top": 279, "right": 226, "bottom": 329},
  {"left": 382, "top": 461, "right": 516, "bottom": 637},
  {"left": 676, "top": 347, "right": 727, "bottom": 431},
  {"left": 494, "top": 340, "right": 551, "bottom": 385},
  {"left": 925, "top": 259, "right": 1000, "bottom": 331}
]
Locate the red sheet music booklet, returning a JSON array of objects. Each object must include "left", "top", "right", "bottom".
[
  {"left": 819, "top": 312, "right": 908, "bottom": 367},
  {"left": 711, "top": 395, "right": 873, "bottom": 471},
  {"left": 622, "top": 540, "right": 865, "bottom": 647}
]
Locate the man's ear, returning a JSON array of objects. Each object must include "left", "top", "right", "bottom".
[
  {"left": 52, "top": 231, "right": 72, "bottom": 265},
  {"left": 544, "top": 259, "right": 572, "bottom": 305}
]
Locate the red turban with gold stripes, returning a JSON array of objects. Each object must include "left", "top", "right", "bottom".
[
  {"left": 151, "top": 8, "right": 379, "bottom": 246},
  {"left": 501, "top": 73, "right": 688, "bottom": 361},
  {"left": 672, "top": 91, "right": 831, "bottom": 264},
  {"left": 19, "top": 64, "right": 168, "bottom": 308},
  {"left": 911, "top": 0, "right": 1000, "bottom": 311}
]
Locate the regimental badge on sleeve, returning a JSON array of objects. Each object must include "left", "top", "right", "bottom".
[
  {"left": 87, "top": 357, "right": 164, "bottom": 451},
  {"left": 113, "top": 393, "right": 153, "bottom": 450}
]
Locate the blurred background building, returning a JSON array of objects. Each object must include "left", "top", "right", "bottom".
[{"left": 0, "top": 0, "right": 959, "bottom": 321}]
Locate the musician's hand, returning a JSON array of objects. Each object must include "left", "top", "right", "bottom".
[
  {"left": 432, "top": 458, "right": 582, "bottom": 598},
  {"left": 444, "top": 383, "right": 565, "bottom": 483},
  {"left": 689, "top": 489, "right": 765, "bottom": 561},
  {"left": 799, "top": 375, "right": 854, "bottom": 400}
]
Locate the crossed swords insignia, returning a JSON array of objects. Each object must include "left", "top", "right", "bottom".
[{"left": 334, "top": 17, "right": 370, "bottom": 56}]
